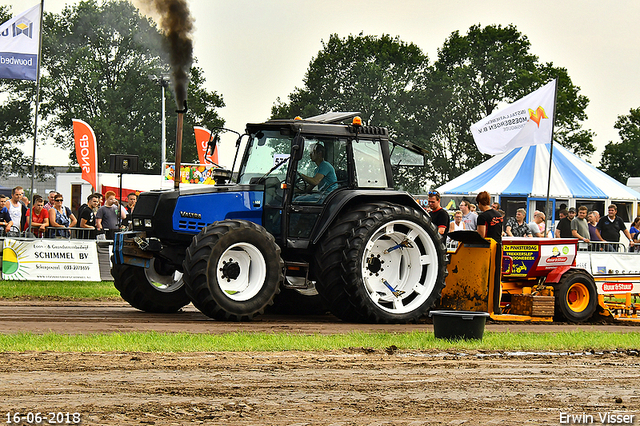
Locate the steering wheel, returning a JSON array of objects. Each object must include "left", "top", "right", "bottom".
[{"left": 294, "top": 172, "right": 308, "bottom": 192}]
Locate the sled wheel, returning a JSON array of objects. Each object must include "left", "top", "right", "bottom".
[
  {"left": 111, "top": 259, "right": 190, "bottom": 313},
  {"left": 555, "top": 271, "right": 597, "bottom": 322},
  {"left": 314, "top": 202, "right": 448, "bottom": 323},
  {"left": 183, "top": 220, "right": 283, "bottom": 321}
]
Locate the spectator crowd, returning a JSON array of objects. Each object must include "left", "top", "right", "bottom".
[
  {"left": 0, "top": 186, "right": 137, "bottom": 240},
  {"left": 424, "top": 191, "right": 639, "bottom": 252}
]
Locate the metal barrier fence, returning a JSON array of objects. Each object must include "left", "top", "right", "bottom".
[
  {"left": 0, "top": 227, "right": 109, "bottom": 240},
  {"left": 578, "top": 240, "right": 636, "bottom": 253}
]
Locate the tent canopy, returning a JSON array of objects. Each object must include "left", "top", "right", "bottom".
[{"left": 437, "top": 143, "right": 640, "bottom": 201}]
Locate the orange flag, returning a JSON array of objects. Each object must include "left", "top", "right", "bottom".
[
  {"left": 194, "top": 126, "right": 218, "bottom": 164},
  {"left": 72, "top": 119, "right": 98, "bottom": 190}
]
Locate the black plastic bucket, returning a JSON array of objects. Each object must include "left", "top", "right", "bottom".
[{"left": 429, "top": 310, "right": 490, "bottom": 340}]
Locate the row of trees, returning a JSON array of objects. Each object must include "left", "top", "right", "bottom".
[
  {"left": 273, "top": 28, "right": 640, "bottom": 188},
  {"left": 0, "top": 1, "right": 637, "bottom": 184},
  {"left": 0, "top": 0, "right": 224, "bottom": 177},
  {"left": 272, "top": 27, "right": 599, "bottom": 190}
]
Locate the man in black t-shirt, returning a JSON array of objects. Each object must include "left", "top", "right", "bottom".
[
  {"left": 427, "top": 190, "right": 449, "bottom": 242},
  {"left": 555, "top": 209, "right": 573, "bottom": 238},
  {"left": 596, "top": 204, "right": 635, "bottom": 251},
  {"left": 476, "top": 191, "right": 503, "bottom": 243},
  {"left": 79, "top": 193, "right": 100, "bottom": 239}
]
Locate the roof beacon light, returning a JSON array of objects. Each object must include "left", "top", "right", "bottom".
[
  {"left": 352, "top": 116, "right": 362, "bottom": 127},
  {"left": 294, "top": 116, "right": 303, "bottom": 121}
]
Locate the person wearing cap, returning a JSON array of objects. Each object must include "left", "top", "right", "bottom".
[
  {"left": 555, "top": 209, "right": 573, "bottom": 238},
  {"left": 568, "top": 207, "right": 577, "bottom": 221}
]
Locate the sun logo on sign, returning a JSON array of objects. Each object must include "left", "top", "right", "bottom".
[
  {"left": 528, "top": 106, "right": 548, "bottom": 127},
  {"left": 2, "top": 240, "right": 30, "bottom": 279}
]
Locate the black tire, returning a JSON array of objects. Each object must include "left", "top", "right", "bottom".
[
  {"left": 313, "top": 202, "right": 448, "bottom": 323},
  {"left": 183, "top": 220, "right": 283, "bottom": 321},
  {"left": 111, "top": 259, "right": 190, "bottom": 313},
  {"left": 555, "top": 271, "right": 598, "bottom": 322}
]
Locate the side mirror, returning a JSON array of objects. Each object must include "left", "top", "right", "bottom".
[{"left": 292, "top": 135, "right": 305, "bottom": 161}]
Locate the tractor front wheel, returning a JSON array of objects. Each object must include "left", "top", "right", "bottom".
[
  {"left": 555, "top": 271, "right": 598, "bottom": 323},
  {"left": 183, "top": 220, "right": 283, "bottom": 321}
]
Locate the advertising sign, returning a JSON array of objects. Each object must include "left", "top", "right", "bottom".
[
  {"left": 164, "top": 163, "right": 219, "bottom": 185},
  {"left": 2, "top": 239, "right": 101, "bottom": 281},
  {"left": 0, "top": 3, "right": 41, "bottom": 81},
  {"left": 502, "top": 244, "right": 539, "bottom": 277},
  {"left": 72, "top": 119, "right": 98, "bottom": 190},
  {"left": 194, "top": 126, "right": 219, "bottom": 165}
]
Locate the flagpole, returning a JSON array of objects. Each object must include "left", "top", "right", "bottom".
[
  {"left": 29, "top": 0, "right": 45, "bottom": 205},
  {"left": 543, "top": 78, "right": 559, "bottom": 237}
]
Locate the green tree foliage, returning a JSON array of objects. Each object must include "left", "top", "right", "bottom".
[
  {"left": 272, "top": 33, "right": 435, "bottom": 192},
  {"left": 599, "top": 107, "right": 640, "bottom": 184},
  {"left": 431, "top": 24, "right": 594, "bottom": 186},
  {"left": 40, "top": 0, "right": 224, "bottom": 173},
  {"left": 0, "top": 6, "right": 51, "bottom": 179},
  {"left": 274, "top": 27, "right": 595, "bottom": 190}
]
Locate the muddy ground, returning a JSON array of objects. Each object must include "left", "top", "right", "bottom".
[{"left": 1, "top": 301, "right": 639, "bottom": 425}]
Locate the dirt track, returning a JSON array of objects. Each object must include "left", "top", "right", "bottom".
[
  {"left": 0, "top": 300, "right": 638, "bottom": 334},
  {"left": 1, "top": 300, "right": 639, "bottom": 425}
]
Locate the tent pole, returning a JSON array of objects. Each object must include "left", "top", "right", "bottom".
[
  {"left": 29, "top": 0, "right": 45, "bottom": 205},
  {"left": 544, "top": 78, "right": 559, "bottom": 237}
]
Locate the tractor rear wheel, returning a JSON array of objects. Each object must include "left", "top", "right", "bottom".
[
  {"left": 183, "top": 220, "right": 283, "bottom": 321},
  {"left": 555, "top": 271, "right": 598, "bottom": 322},
  {"left": 314, "top": 202, "right": 448, "bottom": 323},
  {"left": 111, "top": 259, "right": 190, "bottom": 313}
]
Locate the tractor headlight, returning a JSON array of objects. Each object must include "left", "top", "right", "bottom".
[
  {"left": 144, "top": 218, "right": 153, "bottom": 228},
  {"left": 133, "top": 218, "right": 141, "bottom": 227}
]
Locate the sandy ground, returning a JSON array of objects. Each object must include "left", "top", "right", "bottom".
[
  {"left": 0, "top": 300, "right": 639, "bottom": 334},
  {"left": 0, "top": 301, "right": 639, "bottom": 425},
  {"left": 1, "top": 350, "right": 639, "bottom": 425}
]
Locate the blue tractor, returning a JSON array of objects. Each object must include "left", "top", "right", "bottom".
[{"left": 111, "top": 112, "right": 448, "bottom": 323}]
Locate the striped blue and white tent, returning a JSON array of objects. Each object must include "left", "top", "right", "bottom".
[{"left": 437, "top": 143, "right": 640, "bottom": 219}]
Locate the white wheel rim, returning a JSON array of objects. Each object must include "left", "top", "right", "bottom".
[
  {"left": 144, "top": 258, "right": 184, "bottom": 294},
  {"left": 361, "top": 219, "right": 439, "bottom": 314},
  {"left": 216, "top": 242, "right": 267, "bottom": 301}
]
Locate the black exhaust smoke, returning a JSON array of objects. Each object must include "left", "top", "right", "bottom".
[
  {"left": 140, "top": 0, "right": 194, "bottom": 107},
  {"left": 136, "top": 0, "right": 194, "bottom": 189}
]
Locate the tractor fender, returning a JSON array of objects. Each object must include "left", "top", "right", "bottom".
[
  {"left": 545, "top": 266, "right": 591, "bottom": 284},
  {"left": 310, "top": 190, "right": 424, "bottom": 245}
]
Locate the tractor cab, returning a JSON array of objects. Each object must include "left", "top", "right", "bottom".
[{"left": 237, "top": 112, "right": 418, "bottom": 251}]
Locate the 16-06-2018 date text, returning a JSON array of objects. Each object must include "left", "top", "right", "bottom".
[{"left": 6, "top": 412, "right": 81, "bottom": 424}]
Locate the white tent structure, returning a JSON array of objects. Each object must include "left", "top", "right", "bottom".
[{"left": 437, "top": 143, "right": 640, "bottom": 222}]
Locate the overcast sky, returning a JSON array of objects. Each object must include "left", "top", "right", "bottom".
[{"left": 6, "top": 0, "right": 640, "bottom": 169}]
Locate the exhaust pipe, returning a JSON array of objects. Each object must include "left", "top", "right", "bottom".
[{"left": 174, "top": 100, "right": 187, "bottom": 190}]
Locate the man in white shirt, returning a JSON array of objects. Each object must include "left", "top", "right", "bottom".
[
  {"left": 528, "top": 210, "right": 546, "bottom": 237},
  {"left": 459, "top": 200, "right": 477, "bottom": 231},
  {"left": 5, "top": 186, "right": 27, "bottom": 233}
]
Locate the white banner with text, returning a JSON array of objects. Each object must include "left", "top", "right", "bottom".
[{"left": 2, "top": 239, "right": 101, "bottom": 281}]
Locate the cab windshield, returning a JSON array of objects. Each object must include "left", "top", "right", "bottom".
[{"left": 237, "top": 131, "right": 292, "bottom": 184}]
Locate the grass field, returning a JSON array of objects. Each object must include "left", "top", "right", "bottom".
[
  {"left": 0, "top": 330, "right": 638, "bottom": 353},
  {"left": 0, "top": 281, "right": 638, "bottom": 352}
]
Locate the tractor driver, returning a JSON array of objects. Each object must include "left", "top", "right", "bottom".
[{"left": 298, "top": 143, "right": 338, "bottom": 195}]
